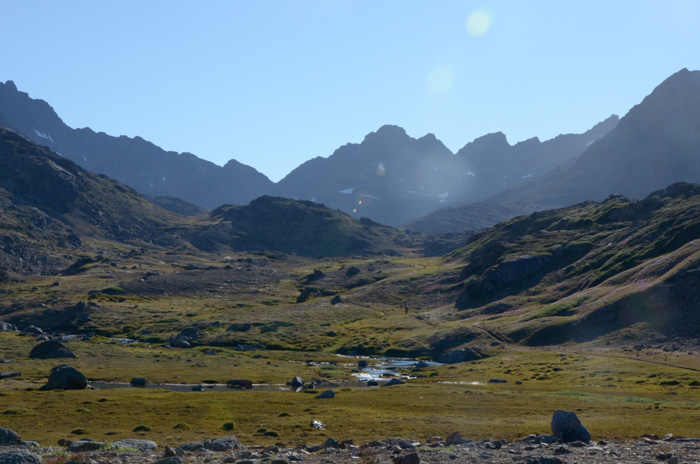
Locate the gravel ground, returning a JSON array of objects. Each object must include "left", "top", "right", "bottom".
[{"left": 1, "top": 434, "right": 698, "bottom": 464}]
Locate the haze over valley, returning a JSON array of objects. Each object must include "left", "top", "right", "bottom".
[{"left": 1, "top": 3, "right": 700, "bottom": 463}]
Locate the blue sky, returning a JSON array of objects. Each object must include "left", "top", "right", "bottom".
[{"left": 2, "top": 1, "right": 699, "bottom": 181}]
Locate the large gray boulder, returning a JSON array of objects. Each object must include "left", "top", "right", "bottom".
[
  {"left": 111, "top": 439, "right": 158, "bottom": 452},
  {"left": 0, "top": 449, "right": 42, "bottom": 464},
  {"left": 0, "top": 428, "right": 21, "bottom": 446},
  {"left": 177, "top": 435, "right": 239, "bottom": 453},
  {"left": 41, "top": 364, "right": 87, "bottom": 390},
  {"left": 28, "top": 340, "right": 76, "bottom": 359},
  {"left": 551, "top": 410, "right": 591, "bottom": 443},
  {"left": 66, "top": 439, "right": 103, "bottom": 452},
  {"left": 290, "top": 376, "right": 305, "bottom": 390},
  {"left": 0, "top": 322, "right": 17, "bottom": 332}
]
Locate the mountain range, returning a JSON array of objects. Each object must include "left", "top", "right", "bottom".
[
  {"left": 0, "top": 79, "right": 618, "bottom": 226},
  {"left": 413, "top": 68, "right": 700, "bottom": 232},
  {"left": 1, "top": 68, "right": 699, "bottom": 237}
]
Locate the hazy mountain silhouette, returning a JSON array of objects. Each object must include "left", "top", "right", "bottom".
[
  {"left": 491, "top": 68, "right": 700, "bottom": 209},
  {"left": 277, "top": 119, "right": 617, "bottom": 226},
  {"left": 0, "top": 80, "right": 618, "bottom": 226},
  {"left": 0, "top": 81, "right": 274, "bottom": 211}
]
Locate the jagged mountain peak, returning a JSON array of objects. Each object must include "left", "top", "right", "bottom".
[
  {"left": 363, "top": 124, "right": 409, "bottom": 141},
  {"left": 459, "top": 131, "right": 510, "bottom": 154}
]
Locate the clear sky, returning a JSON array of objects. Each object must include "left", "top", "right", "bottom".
[{"left": 1, "top": 1, "right": 699, "bottom": 181}]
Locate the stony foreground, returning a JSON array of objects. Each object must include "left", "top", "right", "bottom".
[{"left": 1, "top": 434, "right": 699, "bottom": 464}]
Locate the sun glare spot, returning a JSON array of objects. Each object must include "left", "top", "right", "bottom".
[
  {"left": 427, "top": 67, "right": 454, "bottom": 95},
  {"left": 466, "top": 9, "right": 491, "bottom": 37},
  {"left": 377, "top": 162, "right": 386, "bottom": 176}
]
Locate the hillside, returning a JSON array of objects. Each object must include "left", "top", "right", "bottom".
[
  {"left": 449, "top": 182, "right": 700, "bottom": 345},
  {"left": 186, "top": 196, "right": 407, "bottom": 258},
  {"left": 0, "top": 126, "right": 183, "bottom": 274}
]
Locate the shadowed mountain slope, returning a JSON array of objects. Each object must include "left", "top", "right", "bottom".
[
  {"left": 491, "top": 68, "right": 700, "bottom": 210},
  {"left": 0, "top": 81, "right": 273, "bottom": 210},
  {"left": 0, "top": 127, "right": 183, "bottom": 274}
]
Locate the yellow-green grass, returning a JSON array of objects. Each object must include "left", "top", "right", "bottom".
[{"left": 2, "top": 336, "right": 698, "bottom": 447}]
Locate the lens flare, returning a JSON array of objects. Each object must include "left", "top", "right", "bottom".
[
  {"left": 466, "top": 9, "right": 491, "bottom": 37},
  {"left": 377, "top": 162, "right": 386, "bottom": 176},
  {"left": 358, "top": 200, "right": 363, "bottom": 205},
  {"left": 427, "top": 66, "right": 454, "bottom": 95},
  {"left": 353, "top": 208, "right": 357, "bottom": 213}
]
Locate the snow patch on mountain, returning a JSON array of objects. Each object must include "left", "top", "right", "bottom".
[{"left": 33, "top": 129, "right": 54, "bottom": 143}]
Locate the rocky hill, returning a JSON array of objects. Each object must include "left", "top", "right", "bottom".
[
  {"left": 450, "top": 182, "right": 700, "bottom": 344},
  {"left": 0, "top": 127, "right": 182, "bottom": 274},
  {"left": 0, "top": 81, "right": 274, "bottom": 210},
  {"left": 186, "top": 196, "right": 407, "bottom": 258}
]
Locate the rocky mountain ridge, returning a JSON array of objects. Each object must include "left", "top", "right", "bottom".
[
  {"left": 0, "top": 79, "right": 618, "bottom": 226},
  {"left": 418, "top": 68, "right": 700, "bottom": 233}
]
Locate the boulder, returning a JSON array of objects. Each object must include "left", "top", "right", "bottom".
[
  {"left": 551, "top": 409, "right": 591, "bottom": 443},
  {"left": 41, "top": 364, "right": 88, "bottom": 390},
  {"left": 383, "top": 378, "right": 405, "bottom": 387},
  {"left": 445, "top": 431, "right": 470, "bottom": 445},
  {"left": 177, "top": 436, "right": 239, "bottom": 453},
  {"left": 414, "top": 361, "right": 430, "bottom": 369},
  {"left": 330, "top": 295, "right": 342, "bottom": 305},
  {"left": 153, "top": 458, "right": 183, "bottom": 464},
  {"left": 392, "top": 452, "right": 420, "bottom": 464},
  {"left": 358, "top": 360, "right": 368, "bottom": 368},
  {"left": 204, "top": 436, "right": 239, "bottom": 451},
  {"left": 0, "top": 449, "right": 42, "bottom": 464},
  {"left": 28, "top": 340, "right": 76, "bottom": 359},
  {"left": 0, "top": 372, "right": 20, "bottom": 380},
  {"left": 0, "top": 322, "right": 17, "bottom": 332},
  {"left": 130, "top": 377, "right": 147, "bottom": 387},
  {"left": 66, "top": 439, "right": 103, "bottom": 452},
  {"left": 20, "top": 326, "right": 44, "bottom": 336},
  {"left": 322, "top": 437, "right": 340, "bottom": 449},
  {"left": 111, "top": 439, "right": 158, "bottom": 452},
  {"left": 179, "top": 327, "right": 206, "bottom": 340},
  {"left": 488, "top": 378, "right": 508, "bottom": 384},
  {"left": 0, "top": 428, "right": 22, "bottom": 446},
  {"left": 169, "top": 339, "right": 190, "bottom": 348},
  {"left": 290, "top": 376, "right": 305, "bottom": 389},
  {"left": 227, "top": 323, "right": 252, "bottom": 332},
  {"left": 367, "top": 380, "right": 379, "bottom": 387},
  {"left": 316, "top": 390, "right": 335, "bottom": 399},
  {"left": 437, "top": 348, "right": 483, "bottom": 364},
  {"left": 226, "top": 379, "right": 253, "bottom": 389}
]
